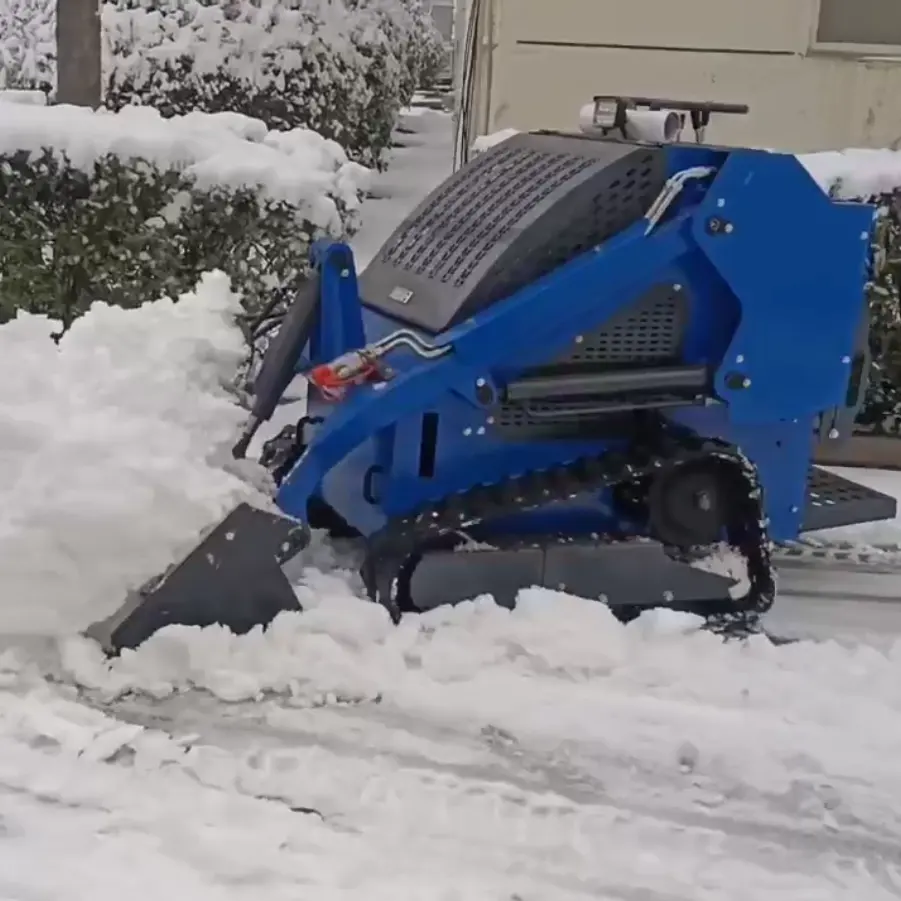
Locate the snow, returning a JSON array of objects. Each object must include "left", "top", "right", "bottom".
[
  {"left": 0, "top": 100, "right": 371, "bottom": 230},
  {"left": 0, "top": 0, "right": 53, "bottom": 90},
  {"left": 4, "top": 103, "right": 901, "bottom": 901},
  {"left": 0, "top": 271, "right": 273, "bottom": 637},
  {"left": 798, "top": 149, "right": 901, "bottom": 200},
  {"left": 352, "top": 105, "right": 453, "bottom": 270},
  {"left": 0, "top": 87, "right": 45, "bottom": 104},
  {"left": 6, "top": 591, "right": 901, "bottom": 899}
]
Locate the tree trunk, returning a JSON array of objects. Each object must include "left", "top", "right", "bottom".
[{"left": 56, "top": 0, "right": 102, "bottom": 108}]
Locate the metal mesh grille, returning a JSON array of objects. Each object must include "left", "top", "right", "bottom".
[
  {"left": 360, "top": 134, "right": 667, "bottom": 334},
  {"left": 495, "top": 285, "right": 688, "bottom": 433},
  {"left": 496, "top": 401, "right": 601, "bottom": 428},
  {"left": 557, "top": 287, "right": 683, "bottom": 366},
  {"left": 378, "top": 142, "right": 660, "bottom": 293},
  {"left": 379, "top": 145, "right": 596, "bottom": 287},
  {"left": 522, "top": 153, "right": 660, "bottom": 285},
  {"left": 807, "top": 467, "right": 880, "bottom": 510},
  {"left": 803, "top": 467, "right": 898, "bottom": 531}
]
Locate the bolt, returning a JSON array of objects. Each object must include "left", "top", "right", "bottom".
[
  {"left": 724, "top": 223, "right": 734, "bottom": 234},
  {"left": 790, "top": 505, "right": 799, "bottom": 513},
  {"left": 735, "top": 354, "right": 744, "bottom": 364},
  {"left": 486, "top": 416, "right": 496, "bottom": 425},
  {"left": 463, "top": 427, "right": 472, "bottom": 436},
  {"left": 742, "top": 377, "right": 751, "bottom": 388},
  {"left": 598, "top": 593, "right": 609, "bottom": 604},
  {"left": 476, "top": 377, "right": 486, "bottom": 387},
  {"left": 340, "top": 268, "right": 350, "bottom": 277},
  {"left": 477, "top": 426, "right": 486, "bottom": 435},
  {"left": 828, "top": 428, "right": 839, "bottom": 439},
  {"left": 695, "top": 490, "right": 712, "bottom": 511},
  {"left": 574, "top": 335, "right": 584, "bottom": 344},
  {"left": 861, "top": 231, "right": 869, "bottom": 240},
  {"left": 673, "top": 283, "right": 683, "bottom": 292},
  {"left": 663, "top": 590, "right": 675, "bottom": 602},
  {"left": 557, "top": 583, "right": 567, "bottom": 591},
  {"left": 841, "top": 355, "right": 851, "bottom": 364},
  {"left": 716, "top": 198, "right": 725, "bottom": 208}
]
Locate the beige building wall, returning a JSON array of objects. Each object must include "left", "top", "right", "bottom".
[{"left": 470, "top": 0, "right": 901, "bottom": 152}]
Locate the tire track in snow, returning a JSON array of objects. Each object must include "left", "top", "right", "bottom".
[{"left": 91, "top": 688, "right": 901, "bottom": 889}]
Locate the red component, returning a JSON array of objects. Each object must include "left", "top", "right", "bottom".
[{"left": 309, "top": 350, "right": 381, "bottom": 401}]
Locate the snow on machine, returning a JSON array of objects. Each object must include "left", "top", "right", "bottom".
[{"left": 89, "top": 96, "right": 898, "bottom": 653}]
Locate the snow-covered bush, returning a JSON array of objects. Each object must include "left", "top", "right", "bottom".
[
  {"left": 0, "top": 0, "right": 54, "bottom": 91},
  {"left": 0, "top": 0, "right": 442, "bottom": 168},
  {"left": 855, "top": 201, "right": 901, "bottom": 435},
  {"left": 0, "top": 101, "right": 370, "bottom": 328},
  {"left": 415, "top": 21, "right": 449, "bottom": 91},
  {"left": 799, "top": 150, "right": 901, "bottom": 434}
]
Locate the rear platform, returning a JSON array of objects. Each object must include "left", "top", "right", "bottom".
[{"left": 803, "top": 467, "right": 897, "bottom": 532}]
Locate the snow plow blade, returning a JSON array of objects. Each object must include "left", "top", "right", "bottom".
[{"left": 85, "top": 503, "right": 310, "bottom": 655}]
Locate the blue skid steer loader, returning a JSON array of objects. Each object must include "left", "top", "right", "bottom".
[{"left": 88, "top": 97, "right": 897, "bottom": 653}]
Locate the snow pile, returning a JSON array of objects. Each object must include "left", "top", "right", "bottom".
[
  {"left": 55, "top": 576, "right": 901, "bottom": 726},
  {"left": 0, "top": 100, "right": 370, "bottom": 225},
  {"left": 54, "top": 585, "right": 901, "bottom": 837},
  {"left": 0, "top": 271, "right": 272, "bottom": 636},
  {"left": 59, "top": 586, "right": 698, "bottom": 704}
]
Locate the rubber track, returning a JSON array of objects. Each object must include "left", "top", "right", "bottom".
[{"left": 362, "top": 430, "right": 776, "bottom": 629}]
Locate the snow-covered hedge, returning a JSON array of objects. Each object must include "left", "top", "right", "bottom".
[
  {"left": 800, "top": 150, "right": 901, "bottom": 434},
  {"left": 0, "top": 101, "right": 370, "bottom": 328},
  {"left": 0, "top": 0, "right": 444, "bottom": 169}
]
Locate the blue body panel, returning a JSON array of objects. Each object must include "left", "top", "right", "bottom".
[{"left": 275, "top": 144, "right": 875, "bottom": 547}]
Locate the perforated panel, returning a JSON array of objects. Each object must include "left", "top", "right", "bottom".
[
  {"left": 360, "top": 132, "right": 666, "bottom": 333},
  {"left": 490, "top": 284, "right": 689, "bottom": 436},
  {"left": 555, "top": 284, "right": 685, "bottom": 366},
  {"left": 803, "top": 467, "right": 898, "bottom": 531},
  {"left": 496, "top": 399, "right": 601, "bottom": 429}
]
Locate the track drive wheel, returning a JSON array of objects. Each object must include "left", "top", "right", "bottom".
[{"left": 647, "top": 460, "right": 729, "bottom": 547}]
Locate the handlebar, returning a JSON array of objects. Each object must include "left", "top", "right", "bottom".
[{"left": 593, "top": 96, "right": 749, "bottom": 116}]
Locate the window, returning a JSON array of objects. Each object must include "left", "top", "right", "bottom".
[
  {"left": 816, "top": 0, "right": 901, "bottom": 50},
  {"left": 429, "top": 2, "right": 454, "bottom": 43}
]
